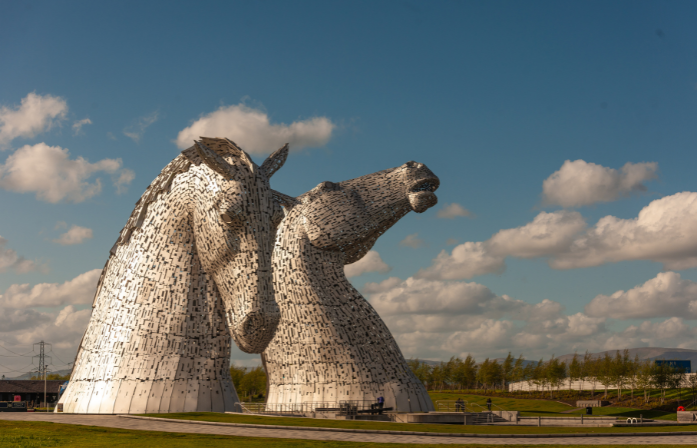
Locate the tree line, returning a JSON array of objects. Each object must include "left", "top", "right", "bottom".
[
  {"left": 229, "top": 365, "right": 267, "bottom": 400},
  {"left": 29, "top": 373, "right": 71, "bottom": 381},
  {"left": 408, "top": 350, "right": 697, "bottom": 404}
]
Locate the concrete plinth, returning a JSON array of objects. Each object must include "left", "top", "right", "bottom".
[
  {"left": 576, "top": 400, "right": 610, "bottom": 407},
  {"left": 678, "top": 411, "right": 697, "bottom": 423}
]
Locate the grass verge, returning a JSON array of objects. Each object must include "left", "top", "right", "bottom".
[{"left": 0, "top": 420, "right": 692, "bottom": 448}]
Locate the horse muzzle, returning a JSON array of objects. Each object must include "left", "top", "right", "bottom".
[
  {"left": 231, "top": 310, "right": 281, "bottom": 353},
  {"left": 407, "top": 176, "right": 439, "bottom": 213}
]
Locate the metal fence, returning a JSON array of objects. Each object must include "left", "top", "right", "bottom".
[
  {"left": 238, "top": 400, "right": 388, "bottom": 416},
  {"left": 238, "top": 401, "right": 338, "bottom": 415},
  {"left": 436, "top": 400, "right": 501, "bottom": 413}
]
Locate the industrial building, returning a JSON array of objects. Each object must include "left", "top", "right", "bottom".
[{"left": 0, "top": 380, "right": 64, "bottom": 407}]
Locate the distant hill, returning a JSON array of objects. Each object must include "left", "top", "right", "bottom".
[
  {"left": 408, "top": 359, "right": 442, "bottom": 366},
  {"left": 552, "top": 347, "right": 697, "bottom": 364},
  {"left": 5, "top": 369, "right": 72, "bottom": 380},
  {"left": 490, "top": 347, "right": 697, "bottom": 366},
  {"left": 415, "top": 348, "right": 697, "bottom": 367}
]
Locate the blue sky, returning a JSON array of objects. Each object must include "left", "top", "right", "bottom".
[{"left": 1, "top": 0, "right": 696, "bottom": 372}]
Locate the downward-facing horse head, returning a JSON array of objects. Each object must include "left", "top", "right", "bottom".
[
  {"left": 59, "top": 137, "right": 287, "bottom": 414},
  {"left": 264, "top": 161, "right": 439, "bottom": 412}
]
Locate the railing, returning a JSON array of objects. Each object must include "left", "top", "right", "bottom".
[
  {"left": 336, "top": 400, "right": 392, "bottom": 416},
  {"left": 491, "top": 402, "right": 506, "bottom": 412},
  {"left": 238, "top": 401, "right": 338, "bottom": 415},
  {"left": 435, "top": 400, "right": 502, "bottom": 413},
  {"left": 238, "top": 400, "right": 392, "bottom": 416}
]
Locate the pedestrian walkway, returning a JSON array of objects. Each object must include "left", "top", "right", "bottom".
[{"left": 2, "top": 413, "right": 697, "bottom": 445}]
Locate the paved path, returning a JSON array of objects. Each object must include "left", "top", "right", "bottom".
[
  {"left": 560, "top": 408, "right": 584, "bottom": 414},
  {"left": 2, "top": 413, "right": 697, "bottom": 445}
]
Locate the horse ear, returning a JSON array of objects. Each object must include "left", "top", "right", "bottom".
[
  {"left": 193, "top": 140, "right": 235, "bottom": 178},
  {"left": 260, "top": 143, "right": 289, "bottom": 179},
  {"left": 271, "top": 190, "right": 299, "bottom": 209}
]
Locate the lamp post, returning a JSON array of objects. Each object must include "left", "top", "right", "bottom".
[{"left": 43, "top": 366, "right": 47, "bottom": 412}]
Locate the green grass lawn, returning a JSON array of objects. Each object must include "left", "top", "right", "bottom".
[
  {"left": 142, "top": 412, "right": 697, "bottom": 435},
  {"left": 428, "top": 392, "right": 677, "bottom": 420},
  {"left": 0, "top": 420, "right": 691, "bottom": 448}
]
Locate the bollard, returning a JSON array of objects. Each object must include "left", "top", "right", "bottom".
[
  {"left": 640, "top": 414, "right": 643, "bottom": 424},
  {"left": 581, "top": 413, "right": 583, "bottom": 424},
  {"left": 538, "top": 416, "right": 541, "bottom": 427}
]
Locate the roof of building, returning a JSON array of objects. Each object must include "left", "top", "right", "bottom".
[{"left": 0, "top": 380, "right": 64, "bottom": 394}]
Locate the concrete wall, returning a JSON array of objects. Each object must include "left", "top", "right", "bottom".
[
  {"left": 492, "top": 410, "right": 519, "bottom": 421},
  {"left": 678, "top": 411, "right": 697, "bottom": 423},
  {"left": 509, "top": 373, "right": 696, "bottom": 391}
]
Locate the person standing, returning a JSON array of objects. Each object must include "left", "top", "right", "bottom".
[{"left": 486, "top": 397, "right": 492, "bottom": 411}]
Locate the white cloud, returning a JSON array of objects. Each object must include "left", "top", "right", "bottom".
[
  {"left": 363, "top": 274, "right": 696, "bottom": 361},
  {"left": 0, "top": 236, "right": 37, "bottom": 274},
  {"left": 0, "top": 143, "right": 134, "bottom": 202},
  {"left": 72, "top": 118, "right": 92, "bottom": 135},
  {"left": 417, "top": 211, "right": 585, "bottom": 279},
  {"left": 0, "top": 305, "right": 92, "bottom": 378},
  {"left": 586, "top": 272, "right": 697, "bottom": 320},
  {"left": 0, "top": 307, "right": 51, "bottom": 333},
  {"left": 114, "top": 168, "right": 135, "bottom": 195},
  {"left": 0, "top": 92, "right": 67, "bottom": 149},
  {"left": 437, "top": 203, "right": 471, "bottom": 219},
  {"left": 344, "top": 250, "right": 391, "bottom": 278},
  {"left": 0, "top": 269, "right": 101, "bottom": 308},
  {"left": 176, "top": 103, "right": 334, "bottom": 154},
  {"left": 400, "top": 233, "right": 425, "bottom": 249},
  {"left": 123, "top": 111, "right": 158, "bottom": 142},
  {"left": 419, "top": 242, "right": 505, "bottom": 279},
  {"left": 418, "top": 191, "right": 697, "bottom": 279},
  {"left": 362, "top": 277, "right": 403, "bottom": 294},
  {"left": 368, "top": 276, "right": 523, "bottom": 317},
  {"left": 542, "top": 159, "right": 658, "bottom": 207},
  {"left": 4, "top": 305, "right": 92, "bottom": 357},
  {"left": 487, "top": 210, "right": 586, "bottom": 258},
  {"left": 0, "top": 270, "right": 98, "bottom": 374},
  {"left": 53, "top": 225, "right": 93, "bottom": 246},
  {"left": 551, "top": 191, "right": 697, "bottom": 270}
]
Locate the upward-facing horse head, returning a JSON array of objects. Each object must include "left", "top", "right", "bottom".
[
  {"left": 298, "top": 160, "right": 439, "bottom": 263},
  {"left": 59, "top": 137, "right": 287, "bottom": 414},
  {"left": 265, "top": 161, "right": 439, "bottom": 412}
]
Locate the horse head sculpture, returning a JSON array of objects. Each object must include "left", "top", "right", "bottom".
[
  {"left": 264, "top": 161, "right": 439, "bottom": 412},
  {"left": 59, "top": 137, "right": 287, "bottom": 414},
  {"left": 296, "top": 160, "right": 439, "bottom": 262},
  {"left": 186, "top": 138, "right": 286, "bottom": 353}
]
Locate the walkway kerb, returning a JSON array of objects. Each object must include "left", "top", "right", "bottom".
[{"left": 120, "top": 415, "right": 697, "bottom": 439}]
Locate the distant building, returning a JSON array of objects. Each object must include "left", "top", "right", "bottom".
[
  {"left": 654, "top": 360, "right": 692, "bottom": 373},
  {"left": 0, "top": 380, "right": 63, "bottom": 405}
]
